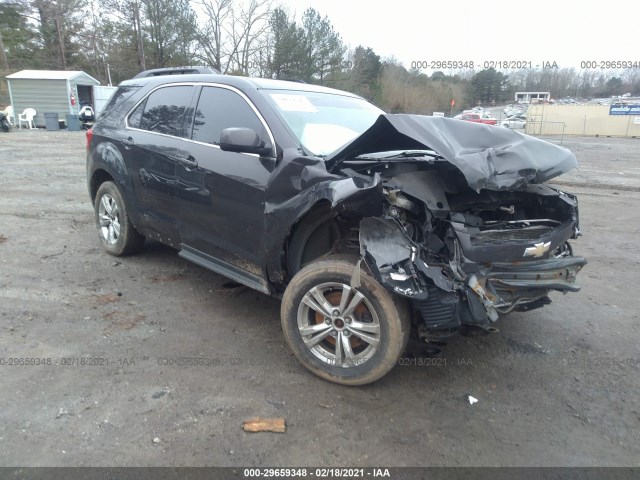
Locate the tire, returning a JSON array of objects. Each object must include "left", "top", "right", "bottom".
[
  {"left": 281, "top": 256, "right": 410, "bottom": 385},
  {"left": 94, "top": 181, "right": 145, "bottom": 256}
]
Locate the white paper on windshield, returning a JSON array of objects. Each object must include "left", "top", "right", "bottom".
[{"left": 270, "top": 94, "right": 318, "bottom": 113}]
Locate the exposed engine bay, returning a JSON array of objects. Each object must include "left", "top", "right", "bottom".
[
  {"left": 316, "top": 114, "right": 588, "bottom": 339},
  {"left": 340, "top": 157, "right": 586, "bottom": 338}
]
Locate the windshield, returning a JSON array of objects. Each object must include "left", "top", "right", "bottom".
[{"left": 260, "top": 89, "right": 384, "bottom": 156}]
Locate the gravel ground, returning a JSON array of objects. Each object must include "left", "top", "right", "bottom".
[{"left": 0, "top": 130, "right": 638, "bottom": 467}]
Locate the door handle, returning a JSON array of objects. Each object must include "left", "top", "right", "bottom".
[
  {"left": 122, "top": 136, "right": 135, "bottom": 147},
  {"left": 177, "top": 154, "right": 198, "bottom": 168}
]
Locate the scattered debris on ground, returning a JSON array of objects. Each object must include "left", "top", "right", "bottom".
[{"left": 242, "top": 418, "right": 286, "bottom": 433}]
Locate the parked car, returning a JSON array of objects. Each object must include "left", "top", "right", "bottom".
[
  {"left": 504, "top": 105, "right": 527, "bottom": 117},
  {"left": 86, "top": 72, "right": 586, "bottom": 385},
  {"left": 460, "top": 112, "right": 498, "bottom": 125},
  {"left": 501, "top": 116, "right": 527, "bottom": 129}
]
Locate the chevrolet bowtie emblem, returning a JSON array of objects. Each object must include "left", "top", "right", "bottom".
[{"left": 524, "top": 241, "right": 551, "bottom": 258}]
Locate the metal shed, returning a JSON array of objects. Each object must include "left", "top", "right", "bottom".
[{"left": 6, "top": 70, "right": 100, "bottom": 127}]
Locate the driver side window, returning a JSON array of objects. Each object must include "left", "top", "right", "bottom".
[{"left": 190, "top": 87, "right": 269, "bottom": 147}]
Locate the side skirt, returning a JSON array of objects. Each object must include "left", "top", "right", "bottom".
[{"left": 179, "top": 245, "right": 271, "bottom": 295}]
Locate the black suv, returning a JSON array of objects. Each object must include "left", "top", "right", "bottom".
[{"left": 86, "top": 72, "right": 586, "bottom": 385}]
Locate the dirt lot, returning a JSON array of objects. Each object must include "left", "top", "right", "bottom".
[{"left": 0, "top": 130, "right": 639, "bottom": 467}]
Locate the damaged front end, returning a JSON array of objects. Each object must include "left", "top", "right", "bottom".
[
  {"left": 335, "top": 115, "right": 587, "bottom": 339},
  {"left": 359, "top": 194, "right": 586, "bottom": 338}
]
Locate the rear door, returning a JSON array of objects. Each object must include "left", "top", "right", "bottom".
[
  {"left": 174, "top": 85, "right": 276, "bottom": 281},
  {"left": 124, "top": 84, "right": 195, "bottom": 243}
]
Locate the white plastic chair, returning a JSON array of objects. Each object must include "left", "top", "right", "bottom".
[
  {"left": 3, "top": 105, "right": 14, "bottom": 125},
  {"left": 18, "top": 108, "right": 36, "bottom": 129}
]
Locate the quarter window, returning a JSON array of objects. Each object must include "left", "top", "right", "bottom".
[{"left": 128, "top": 102, "right": 144, "bottom": 129}]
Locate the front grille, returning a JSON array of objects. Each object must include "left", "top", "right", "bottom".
[{"left": 471, "top": 225, "right": 554, "bottom": 246}]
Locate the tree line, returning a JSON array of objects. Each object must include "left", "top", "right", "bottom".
[{"left": 1, "top": 0, "right": 639, "bottom": 112}]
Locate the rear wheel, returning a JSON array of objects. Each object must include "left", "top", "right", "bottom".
[
  {"left": 94, "top": 181, "right": 145, "bottom": 256},
  {"left": 281, "top": 257, "right": 410, "bottom": 385}
]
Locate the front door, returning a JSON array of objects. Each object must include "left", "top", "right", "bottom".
[{"left": 174, "top": 85, "right": 276, "bottom": 276}]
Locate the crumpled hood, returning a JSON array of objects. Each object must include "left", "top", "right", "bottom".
[{"left": 326, "top": 114, "right": 578, "bottom": 192}]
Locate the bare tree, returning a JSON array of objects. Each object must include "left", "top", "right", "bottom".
[
  {"left": 194, "top": 0, "right": 232, "bottom": 72},
  {"left": 193, "top": 0, "right": 271, "bottom": 75},
  {"left": 227, "top": 0, "right": 272, "bottom": 75}
]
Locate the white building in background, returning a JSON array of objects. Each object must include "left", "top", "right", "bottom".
[{"left": 515, "top": 91, "right": 551, "bottom": 103}]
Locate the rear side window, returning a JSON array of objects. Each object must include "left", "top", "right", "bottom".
[
  {"left": 136, "top": 86, "right": 194, "bottom": 137},
  {"left": 191, "top": 87, "right": 267, "bottom": 146}
]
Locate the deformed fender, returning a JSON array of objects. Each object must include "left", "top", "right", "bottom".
[
  {"left": 262, "top": 156, "right": 384, "bottom": 285},
  {"left": 265, "top": 169, "right": 383, "bottom": 216}
]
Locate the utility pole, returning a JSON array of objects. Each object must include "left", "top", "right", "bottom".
[
  {"left": 133, "top": 1, "right": 146, "bottom": 71},
  {"left": 0, "top": 31, "right": 9, "bottom": 70}
]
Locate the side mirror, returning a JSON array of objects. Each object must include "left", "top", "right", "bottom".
[{"left": 220, "top": 127, "right": 272, "bottom": 156}]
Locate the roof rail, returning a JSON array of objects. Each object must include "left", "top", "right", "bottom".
[{"left": 133, "top": 66, "right": 221, "bottom": 79}]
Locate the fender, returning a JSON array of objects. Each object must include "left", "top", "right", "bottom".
[{"left": 262, "top": 151, "right": 383, "bottom": 288}]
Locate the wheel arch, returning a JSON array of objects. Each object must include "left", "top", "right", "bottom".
[
  {"left": 89, "top": 167, "right": 143, "bottom": 232},
  {"left": 285, "top": 200, "right": 341, "bottom": 279},
  {"left": 90, "top": 168, "right": 114, "bottom": 204}
]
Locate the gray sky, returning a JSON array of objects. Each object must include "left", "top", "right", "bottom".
[{"left": 279, "top": 0, "right": 638, "bottom": 71}]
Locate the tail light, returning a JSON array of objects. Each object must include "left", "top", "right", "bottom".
[{"left": 86, "top": 127, "right": 94, "bottom": 151}]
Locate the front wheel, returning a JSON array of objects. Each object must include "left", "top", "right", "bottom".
[
  {"left": 281, "top": 257, "right": 410, "bottom": 385},
  {"left": 94, "top": 181, "right": 145, "bottom": 256}
]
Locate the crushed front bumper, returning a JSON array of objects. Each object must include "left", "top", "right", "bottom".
[
  {"left": 359, "top": 216, "right": 587, "bottom": 331},
  {"left": 487, "top": 256, "right": 587, "bottom": 294}
]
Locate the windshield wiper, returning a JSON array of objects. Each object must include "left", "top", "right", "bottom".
[{"left": 356, "top": 151, "right": 442, "bottom": 160}]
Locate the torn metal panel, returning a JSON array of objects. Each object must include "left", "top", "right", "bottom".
[
  {"left": 414, "top": 259, "right": 454, "bottom": 291},
  {"left": 327, "top": 115, "right": 578, "bottom": 192},
  {"left": 359, "top": 217, "right": 426, "bottom": 299},
  {"left": 359, "top": 217, "right": 413, "bottom": 268},
  {"left": 358, "top": 217, "right": 455, "bottom": 303},
  {"left": 264, "top": 151, "right": 382, "bottom": 215}
]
